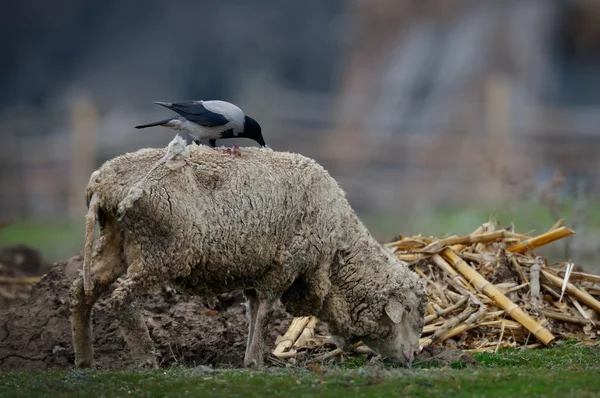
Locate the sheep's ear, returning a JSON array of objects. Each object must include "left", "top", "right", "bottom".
[{"left": 384, "top": 299, "right": 404, "bottom": 324}]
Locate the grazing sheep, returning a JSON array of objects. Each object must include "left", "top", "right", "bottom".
[{"left": 70, "top": 139, "right": 426, "bottom": 369}]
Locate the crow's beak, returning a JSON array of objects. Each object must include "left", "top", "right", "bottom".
[
  {"left": 135, "top": 117, "right": 176, "bottom": 129},
  {"left": 152, "top": 101, "right": 173, "bottom": 109}
]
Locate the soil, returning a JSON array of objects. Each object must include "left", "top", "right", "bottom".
[
  {"left": 0, "top": 254, "right": 292, "bottom": 371},
  {"left": 0, "top": 253, "right": 476, "bottom": 371}
]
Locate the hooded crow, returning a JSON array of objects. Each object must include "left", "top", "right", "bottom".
[{"left": 135, "top": 100, "right": 266, "bottom": 148}]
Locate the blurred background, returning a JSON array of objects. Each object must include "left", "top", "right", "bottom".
[{"left": 1, "top": 0, "right": 600, "bottom": 269}]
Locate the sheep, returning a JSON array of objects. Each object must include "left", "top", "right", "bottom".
[{"left": 69, "top": 138, "right": 426, "bottom": 369}]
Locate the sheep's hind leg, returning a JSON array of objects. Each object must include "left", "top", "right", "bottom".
[
  {"left": 243, "top": 292, "right": 275, "bottom": 368},
  {"left": 70, "top": 232, "right": 125, "bottom": 368},
  {"left": 110, "top": 274, "right": 158, "bottom": 368}
]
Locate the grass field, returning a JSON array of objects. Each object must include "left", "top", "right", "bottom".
[{"left": 1, "top": 344, "right": 599, "bottom": 397}]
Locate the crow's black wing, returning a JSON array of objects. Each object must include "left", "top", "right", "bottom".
[{"left": 155, "top": 101, "right": 229, "bottom": 127}]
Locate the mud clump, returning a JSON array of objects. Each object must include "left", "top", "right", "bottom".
[{"left": 0, "top": 255, "right": 291, "bottom": 371}]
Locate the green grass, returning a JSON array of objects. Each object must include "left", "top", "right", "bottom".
[
  {"left": 0, "top": 219, "right": 83, "bottom": 262},
  {"left": 362, "top": 199, "right": 597, "bottom": 240},
  {"left": 2, "top": 345, "right": 599, "bottom": 397}
]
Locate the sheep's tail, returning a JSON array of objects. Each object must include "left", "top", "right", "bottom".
[{"left": 83, "top": 192, "right": 100, "bottom": 295}]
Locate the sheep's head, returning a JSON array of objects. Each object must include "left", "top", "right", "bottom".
[{"left": 363, "top": 277, "right": 426, "bottom": 366}]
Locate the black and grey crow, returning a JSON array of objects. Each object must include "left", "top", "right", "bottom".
[{"left": 135, "top": 100, "right": 266, "bottom": 148}]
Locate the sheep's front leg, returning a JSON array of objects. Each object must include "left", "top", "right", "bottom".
[
  {"left": 243, "top": 293, "right": 275, "bottom": 368},
  {"left": 70, "top": 233, "right": 125, "bottom": 368},
  {"left": 110, "top": 276, "right": 158, "bottom": 368},
  {"left": 243, "top": 289, "right": 259, "bottom": 362}
]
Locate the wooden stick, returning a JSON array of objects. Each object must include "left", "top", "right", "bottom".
[
  {"left": 549, "top": 218, "right": 565, "bottom": 231},
  {"left": 306, "top": 348, "right": 342, "bottom": 363},
  {"left": 451, "top": 225, "right": 486, "bottom": 252},
  {"left": 474, "top": 338, "right": 490, "bottom": 350},
  {"left": 504, "top": 283, "right": 529, "bottom": 294},
  {"left": 495, "top": 321, "right": 507, "bottom": 353},
  {"left": 396, "top": 253, "right": 423, "bottom": 262},
  {"left": 479, "top": 320, "right": 524, "bottom": 330},
  {"left": 438, "top": 323, "right": 478, "bottom": 341},
  {"left": 413, "top": 267, "right": 429, "bottom": 280},
  {"left": 438, "top": 305, "right": 487, "bottom": 341},
  {"left": 541, "top": 310, "right": 600, "bottom": 327},
  {"left": 507, "top": 227, "right": 575, "bottom": 254},
  {"left": 530, "top": 260, "right": 541, "bottom": 310},
  {"left": 293, "top": 317, "right": 318, "bottom": 349},
  {"left": 416, "top": 231, "right": 512, "bottom": 254},
  {"left": 572, "top": 299, "right": 592, "bottom": 321},
  {"left": 387, "top": 238, "right": 426, "bottom": 250},
  {"left": 542, "top": 270, "right": 600, "bottom": 313},
  {"left": 0, "top": 276, "right": 41, "bottom": 285},
  {"left": 509, "top": 256, "right": 529, "bottom": 285},
  {"left": 584, "top": 287, "right": 600, "bottom": 297},
  {"left": 442, "top": 248, "right": 555, "bottom": 345},
  {"left": 354, "top": 345, "right": 372, "bottom": 355},
  {"left": 424, "top": 296, "right": 469, "bottom": 323},
  {"left": 425, "top": 302, "right": 437, "bottom": 316},
  {"left": 306, "top": 341, "right": 363, "bottom": 364},
  {"left": 273, "top": 316, "right": 311, "bottom": 357},
  {"left": 563, "top": 272, "right": 600, "bottom": 284},
  {"left": 274, "top": 351, "right": 301, "bottom": 359},
  {"left": 495, "top": 282, "right": 518, "bottom": 291},
  {"left": 484, "top": 310, "right": 506, "bottom": 319},
  {"left": 505, "top": 232, "right": 534, "bottom": 241},
  {"left": 432, "top": 254, "right": 459, "bottom": 277},
  {"left": 461, "top": 252, "right": 497, "bottom": 264},
  {"left": 422, "top": 322, "right": 445, "bottom": 335},
  {"left": 541, "top": 283, "right": 561, "bottom": 300},
  {"left": 420, "top": 305, "right": 477, "bottom": 347}
]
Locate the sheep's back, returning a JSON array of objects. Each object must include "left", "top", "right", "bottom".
[{"left": 87, "top": 146, "right": 351, "bottom": 282}]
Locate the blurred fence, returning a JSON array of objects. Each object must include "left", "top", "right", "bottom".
[
  {"left": 2, "top": 89, "right": 600, "bottom": 222},
  {"left": 2, "top": 0, "right": 600, "bottom": 222}
]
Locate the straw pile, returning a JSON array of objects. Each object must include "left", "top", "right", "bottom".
[{"left": 273, "top": 220, "right": 600, "bottom": 363}]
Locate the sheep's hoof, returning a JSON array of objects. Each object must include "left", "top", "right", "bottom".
[
  {"left": 243, "top": 357, "right": 264, "bottom": 368},
  {"left": 74, "top": 358, "right": 95, "bottom": 369}
]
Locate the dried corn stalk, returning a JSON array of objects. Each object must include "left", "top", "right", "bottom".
[{"left": 275, "top": 221, "right": 600, "bottom": 362}]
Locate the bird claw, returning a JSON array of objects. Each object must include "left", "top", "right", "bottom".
[{"left": 221, "top": 145, "right": 242, "bottom": 157}]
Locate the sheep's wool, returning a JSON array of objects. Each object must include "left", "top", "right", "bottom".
[{"left": 73, "top": 143, "right": 426, "bottom": 368}]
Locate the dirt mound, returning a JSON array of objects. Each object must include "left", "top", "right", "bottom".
[{"left": 0, "top": 255, "right": 292, "bottom": 371}]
